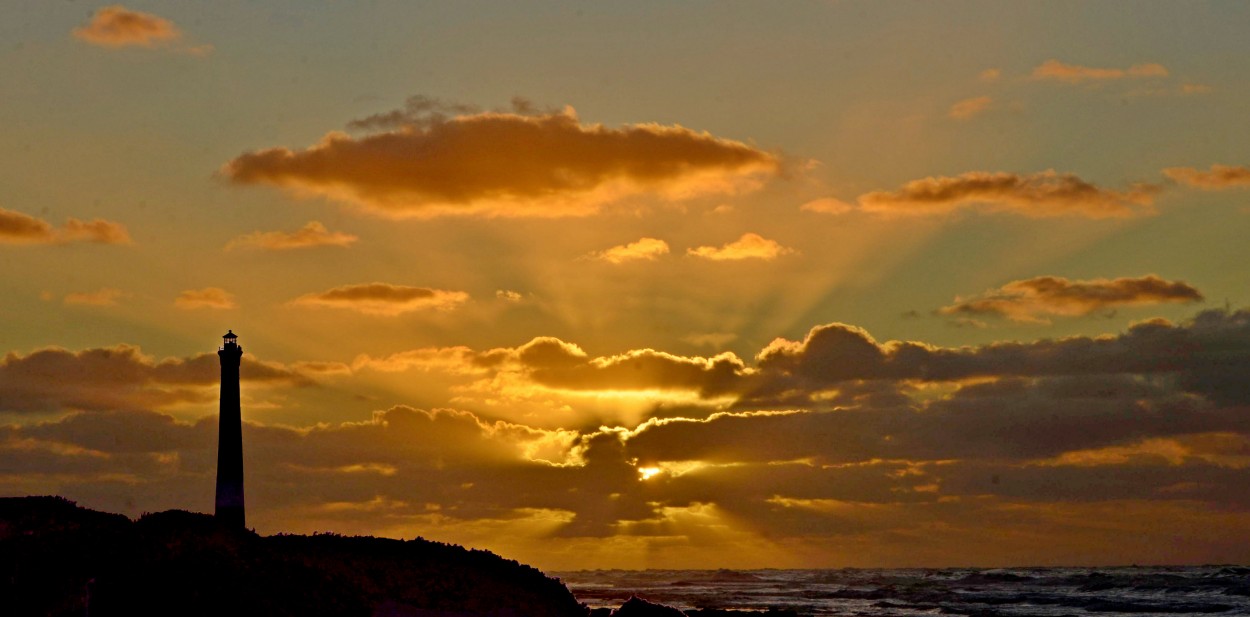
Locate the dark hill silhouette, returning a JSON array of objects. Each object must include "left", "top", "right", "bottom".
[{"left": 0, "top": 496, "right": 586, "bottom": 617}]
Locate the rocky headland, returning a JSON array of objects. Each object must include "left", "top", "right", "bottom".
[{"left": 0, "top": 496, "right": 584, "bottom": 617}]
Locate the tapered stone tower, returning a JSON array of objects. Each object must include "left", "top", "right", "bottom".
[{"left": 215, "top": 330, "right": 246, "bottom": 529}]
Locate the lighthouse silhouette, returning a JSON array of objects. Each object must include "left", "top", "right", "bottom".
[{"left": 215, "top": 330, "right": 246, "bottom": 529}]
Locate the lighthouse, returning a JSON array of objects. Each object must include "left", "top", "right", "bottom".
[{"left": 215, "top": 330, "right": 246, "bottom": 529}]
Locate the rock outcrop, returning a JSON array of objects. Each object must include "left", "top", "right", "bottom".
[{"left": 0, "top": 496, "right": 585, "bottom": 617}]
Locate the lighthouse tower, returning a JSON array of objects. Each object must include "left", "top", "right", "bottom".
[{"left": 215, "top": 330, "right": 246, "bottom": 529}]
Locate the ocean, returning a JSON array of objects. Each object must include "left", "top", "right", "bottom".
[{"left": 554, "top": 566, "right": 1250, "bottom": 616}]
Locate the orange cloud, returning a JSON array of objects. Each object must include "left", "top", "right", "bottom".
[
  {"left": 174, "top": 287, "right": 237, "bottom": 310},
  {"left": 1163, "top": 164, "right": 1250, "bottom": 190},
  {"left": 223, "top": 106, "right": 780, "bottom": 218},
  {"left": 853, "top": 170, "right": 1159, "bottom": 218},
  {"left": 948, "top": 96, "right": 993, "bottom": 120},
  {"left": 72, "top": 5, "right": 182, "bottom": 48},
  {"left": 290, "top": 283, "right": 468, "bottom": 315},
  {"left": 940, "top": 275, "right": 1204, "bottom": 323},
  {"left": 979, "top": 68, "right": 1001, "bottom": 82},
  {"left": 0, "top": 208, "right": 53, "bottom": 243},
  {"left": 587, "top": 237, "right": 670, "bottom": 264},
  {"left": 798, "top": 198, "right": 852, "bottom": 215},
  {"left": 687, "top": 233, "right": 793, "bottom": 261},
  {"left": 1129, "top": 83, "right": 1214, "bottom": 98},
  {"left": 1031, "top": 59, "right": 1169, "bottom": 83},
  {"left": 0, "top": 207, "right": 131, "bottom": 245},
  {"left": 64, "top": 288, "right": 128, "bottom": 306},
  {"left": 225, "top": 221, "right": 358, "bottom": 250},
  {"left": 60, "top": 218, "right": 132, "bottom": 244}
]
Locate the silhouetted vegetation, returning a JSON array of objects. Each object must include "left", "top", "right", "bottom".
[{"left": 0, "top": 496, "right": 586, "bottom": 617}]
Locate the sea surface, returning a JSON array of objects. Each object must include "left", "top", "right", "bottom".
[{"left": 554, "top": 566, "right": 1250, "bottom": 616}]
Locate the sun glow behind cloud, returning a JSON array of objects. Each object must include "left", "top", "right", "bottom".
[
  {"left": 7, "top": 1, "right": 1250, "bottom": 572},
  {"left": 637, "top": 466, "right": 662, "bottom": 481}
]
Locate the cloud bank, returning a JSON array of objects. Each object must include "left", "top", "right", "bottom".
[
  {"left": 0, "top": 344, "right": 306, "bottom": 414},
  {"left": 7, "top": 308, "right": 1250, "bottom": 567}
]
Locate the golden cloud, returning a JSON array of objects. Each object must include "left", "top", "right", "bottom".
[
  {"left": 1163, "top": 164, "right": 1250, "bottom": 190},
  {"left": 350, "top": 336, "right": 740, "bottom": 426},
  {"left": 72, "top": 5, "right": 182, "bottom": 48},
  {"left": 290, "top": 283, "right": 468, "bottom": 315},
  {"left": 222, "top": 106, "right": 780, "bottom": 218},
  {"left": 352, "top": 346, "right": 486, "bottom": 375},
  {"left": 586, "top": 237, "right": 670, "bottom": 264},
  {"left": 225, "top": 221, "right": 358, "bottom": 251},
  {"left": 948, "top": 96, "right": 993, "bottom": 120},
  {"left": 530, "top": 348, "right": 748, "bottom": 396},
  {"left": 852, "top": 170, "right": 1160, "bottom": 218},
  {"left": 0, "top": 207, "right": 131, "bottom": 245},
  {"left": 63, "top": 288, "right": 128, "bottom": 307},
  {"left": 174, "top": 287, "right": 237, "bottom": 310},
  {"left": 1031, "top": 59, "right": 1169, "bottom": 83},
  {"left": 940, "top": 275, "right": 1204, "bottom": 323},
  {"left": 687, "top": 233, "right": 793, "bottom": 261},
  {"left": 798, "top": 198, "right": 853, "bottom": 215}
]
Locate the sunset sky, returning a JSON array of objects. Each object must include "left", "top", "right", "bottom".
[{"left": 5, "top": 2, "right": 1250, "bottom": 570}]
